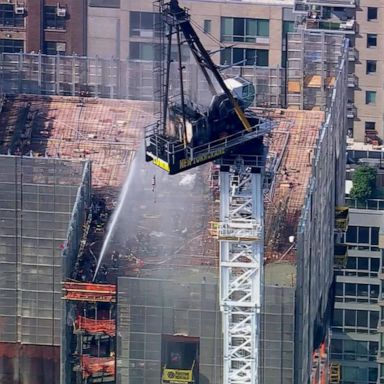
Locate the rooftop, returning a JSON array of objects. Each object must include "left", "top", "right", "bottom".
[
  {"left": 0, "top": 94, "right": 153, "bottom": 195},
  {"left": 262, "top": 108, "right": 324, "bottom": 265},
  {"left": 0, "top": 96, "right": 325, "bottom": 278}
]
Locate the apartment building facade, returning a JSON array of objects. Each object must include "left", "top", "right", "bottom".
[
  {"left": 331, "top": 207, "right": 381, "bottom": 384},
  {"left": 293, "top": 0, "right": 384, "bottom": 145},
  {"left": 0, "top": 0, "right": 87, "bottom": 56},
  {"left": 88, "top": 0, "right": 295, "bottom": 66}
]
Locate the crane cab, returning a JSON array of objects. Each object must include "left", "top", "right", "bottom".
[
  {"left": 223, "top": 77, "right": 255, "bottom": 110},
  {"left": 145, "top": 107, "right": 269, "bottom": 174}
]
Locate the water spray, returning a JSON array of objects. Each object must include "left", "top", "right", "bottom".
[{"left": 92, "top": 154, "right": 138, "bottom": 281}]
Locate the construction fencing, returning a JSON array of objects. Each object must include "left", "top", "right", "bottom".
[
  {"left": 0, "top": 52, "right": 285, "bottom": 108},
  {"left": 0, "top": 44, "right": 344, "bottom": 111}
]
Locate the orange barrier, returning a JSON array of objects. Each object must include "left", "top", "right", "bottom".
[
  {"left": 81, "top": 355, "right": 115, "bottom": 378},
  {"left": 75, "top": 316, "right": 115, "bottom": 336},
  {"left": 63, "top": 282, "right": 116, "bottom": 302}
]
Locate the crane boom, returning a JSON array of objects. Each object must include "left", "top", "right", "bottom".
[{"left": 167, "top": 0, "right": 251, "bottom": 131}]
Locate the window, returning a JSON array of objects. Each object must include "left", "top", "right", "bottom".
[
  {"left": 44, "top": 41, "right": 66, "bottom": 56},
  {"left": 366, "top": 91, "right": 377, "bottom": 105},
  {"left": 357, "top": 310, "right": 368, "bottom": 327},
  {"left": 371, "top": 258, "right": 379, "bottom": 272},
  {"left": 331, "top": 339, "right": 342, "bottom": 358},
  {"left": 44, "top": 6, "right": 66, "bottom": 30},
  {"left": 0, "top": 39, "right": 23, "bottom": 53},
  {"left": 365, "top": 121, "right": 376, "bottom": 131},
  {"left": 370, "top": 311, "right": 379, "bottom": 329},
  {"left": 358, "top": 226, "right": 369, "bottom": 243},
  {"left": 0, "top": 4, "right": 24, "bottom": 27},
  {"left": 345, "top": 309, "right": 356, "bottom": 326},
  {"left": 129, "top": 42, "right": 188, "bottom": 62},
  {"left": 129, "top": 42, "right": 156, "bottom": 61},
  {"left": 335, "top": 282, "right": 343, "bottom": 296},
  {"left": 204, "top": 19, "right": 211, "bottom": 34},
  {"left": 357, "top": 257, "right": 369, "bottom": 270},
  {"left": 345, "top": 283, "right": 356, "bottom": 296},
  {"left": 282, "top": 20, "right": 294, "bottom": 36},
  {"left": 367, "top": 34, "right": 377, "bottom": 48},
  {"left": 221, "top": 17, "right": 269, "bottom": 42},
  {"left": 89, "top": 0, "right": 120, "bottom": 7},
  {"left": 333, "top": 308, "right": 343, "bottom": 326},
  {"left": 366, "top": 60, "right": 377, "bottom": 74},
  {"left": 220, "top": 47, "right": 269, "bottom": 66},
  {"left": 368, "top": 7, "right": 378, "bottom": 21},
  {"left": 346, "top": 256, "right": 356, "bottom": 269},
  {"left": 371, "top": 227, "right": 379, "bottom": 245},
  {"left": 346, "top": 226, "right": 357, "bottom": 242},
  {"left": 130, "top": 12, "right": 160, "bottom": 38}
]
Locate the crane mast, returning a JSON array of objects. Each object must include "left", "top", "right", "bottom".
[
  {"left": 145, "top": 1, "right": 268, "bottom": 383},
  {"left": 218, "top": 157, "right": 263, "bottom": 384}
]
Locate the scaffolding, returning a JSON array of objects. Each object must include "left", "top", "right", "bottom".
[
  {"left": 0, "top": 155, "right": 90, "bottom": 383},
  {"left": 63, "top": 282, "right": 117, "bottom": 384},
  {"left": 286, "top": 31, "right": 345, "bottom": 110}
]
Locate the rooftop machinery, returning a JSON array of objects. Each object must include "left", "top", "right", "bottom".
[{"left": 144, "top": 1, "right": 271, "bottom": 383}]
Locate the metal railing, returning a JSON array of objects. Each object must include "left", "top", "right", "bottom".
[
  {"left": 346, "top": 197, "right": 384, "bottom": 210},
  {"left": 145, "top": 118, "right": 272, "bottom": 162}
]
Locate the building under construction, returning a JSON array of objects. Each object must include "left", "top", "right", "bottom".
[{"left": 0, "top": 29, "right": 348, "bottom": 384}]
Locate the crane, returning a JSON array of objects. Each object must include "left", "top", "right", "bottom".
[{"left": 145, "top": 1, "right": 269, "bottom": 383}]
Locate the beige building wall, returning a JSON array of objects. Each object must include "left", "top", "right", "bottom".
[
  {"left": 354, "top": 1, "right": 384, "bottom": 142},
  {"left": 88, "top": 0, "right": 292, "bottom": 66}
]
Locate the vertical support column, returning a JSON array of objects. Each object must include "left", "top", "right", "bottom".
[
  {"left": 219, "top": 160, "right": 264, "bottom": 384},
  {"left": 38, "top": 52, "right": 42, "bottom": 94}
]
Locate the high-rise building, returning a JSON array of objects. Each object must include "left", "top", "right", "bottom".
[
  {"left": 88, "top": 0, "right": 384, "bottom": 145},
  {"left": 293, "top": 0, "right": 384, "bottom": 144},
  {"left": 0, "top": 0, "right": 87, "bottom": 55},
  {"left": 329, "top": 146, "right": 384, "bottom": 384},
  {"left": 87, "top": 0, "right": 295, "bottom": 65}
]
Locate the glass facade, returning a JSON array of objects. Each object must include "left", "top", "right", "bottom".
[
  {"left": 221, "top": 17, "right": 269, "bottom": 42},
  {"left": 331, "top": 211, "right": 382, "bottom": 384},
  {"left": 130, "top": 11, "right": 160, "bottom": 38},
  {"left": 220, "top": 47, "right": 269, "bottom": 66}
]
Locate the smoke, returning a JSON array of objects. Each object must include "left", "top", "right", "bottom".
[{"left": 93, "top": 147, "right": 212, "bottom": 280}]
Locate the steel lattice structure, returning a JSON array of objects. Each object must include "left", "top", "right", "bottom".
[{"left": 219, "top": 158, "right": 264, "bottom": 384}]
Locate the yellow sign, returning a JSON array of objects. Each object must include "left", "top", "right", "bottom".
[
  {"left": 179, "top": 149, "right": 225, "bottom": 170},
  {"left": 162, "top": 369, "right": 193, "bottom": 383},
  {"left": 146, "top": 152, "right": 171, "bottom": 172}
]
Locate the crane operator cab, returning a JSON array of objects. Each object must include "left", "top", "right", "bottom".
[{"left": 144, "top": 0, "right": 271, "bottom": 175}]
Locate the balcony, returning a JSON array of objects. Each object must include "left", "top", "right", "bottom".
[
  {"left": 347, "top": 74, "right": 358, "bottom": 88},
  {"left": 305, "top": 18, "right": 355, "bottom": 34},
  {"left": 348, "top": 47, "right": 357, "bottom": 62},
  {"left": 304, "top": 0, "right": 356, "bottom": 8},
  {"left": 294, "top": 0, "right": 309, "bottom": 12},
  {"left": 347, "top": 102, "right": 356, "bottom": 119}
]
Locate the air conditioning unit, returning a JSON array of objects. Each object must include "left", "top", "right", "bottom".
[
  {"left": 14, "top": 6, "right": 25, "bottom": 14},
  {"left": 56, "top": 7, "right": 66, "bottom": 17}
]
